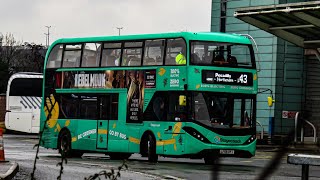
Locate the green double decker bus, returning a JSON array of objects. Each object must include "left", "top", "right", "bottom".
[{"left": 41, "top": 32, "right": 257, "bottom": 164}]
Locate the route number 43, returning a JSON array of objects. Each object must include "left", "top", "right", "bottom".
[{"left": 237, "top": 74, "right": 248, "bottom": 84}]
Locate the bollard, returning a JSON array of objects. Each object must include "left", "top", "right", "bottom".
[
  {"left": 0, "top": 128, "right": 5, "bottom": 161},
  {"left": 268, "top": 117, "right": 274, "bottom": 143}
]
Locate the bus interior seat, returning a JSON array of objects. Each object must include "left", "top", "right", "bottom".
[
  {"left": 191, "top": 53, "right": 200, "bottom": 64},
  {"left": 128, "top": 57, "right": 141, "bottom": 66},
  {"left": 63, "top": 60, "right": 77, "bottom": 67},
  {"left": 204, "top": 52, "right": 214, "bottom": 64},
  {"left": 212, "top": 54, "right": 225, "bottom": 64},
  {"left": 227, "top": 56, "right": 238, "bottom": 67},
  {"left": 107, "top": 55, "right": 117, "bottom": 66},
  {"left": 100, "top": 56, "right": 107, "bottom": 66},
  {"left": 85, "top": 56, "right": 97, "bottom": 67},
  {"left": 155, "top": 56, "right": 163, "bottom": 65},
  {"left": 144, "top": 57, "right": 156, "bottom": 65},
  {"left": 101, "top": 55, "right": 116, "bottom": 66},
  {"left": 47, "top": 60, "right": 61, "bottom": 68},
  {"left": 165, "top": 55, "right": 176, "bottom": 65}
]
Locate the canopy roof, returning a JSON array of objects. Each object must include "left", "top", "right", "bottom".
[{"left": 234, "top": 1, "right": 320, "bottom": 49}]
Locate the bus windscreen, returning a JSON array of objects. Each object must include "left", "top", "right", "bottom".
[{"left": 190, "top": 41, "right": 255, "bottom": 68}]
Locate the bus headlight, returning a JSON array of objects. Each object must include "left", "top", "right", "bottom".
[
  {"left": 244, "top": 135, "right": 256, "bottom": 145},
  {"left": 183, "top": 127, "right": 210, "bottom": 143}
]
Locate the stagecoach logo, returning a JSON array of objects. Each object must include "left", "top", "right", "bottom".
[
  {"left": 213, "top": 136, "right": 221, "bottom": 144},
  {"left": 213, "top": 136, "right": 241, "bottom": 144},
  {"left": 75, "top": 73, "right": 106, "bottom": 88}
]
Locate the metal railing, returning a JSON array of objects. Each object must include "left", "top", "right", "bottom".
[
  {"left": 256, "top": 121, "right": 264, "bottom": 140},
  {"left": 294, "top": 112, "right": 317, "bottom": 144}
]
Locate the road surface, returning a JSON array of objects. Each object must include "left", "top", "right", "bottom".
[{"left": 3, "top": 134, "right": 320, "bottom": 180}]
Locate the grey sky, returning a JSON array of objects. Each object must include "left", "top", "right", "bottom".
[{"left": 0, "top": 0, "right": 212, "bottom": 45}]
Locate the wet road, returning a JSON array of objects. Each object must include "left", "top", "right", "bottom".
[{"left": 3, "top": 134, "right": 320, "bottom": 180}]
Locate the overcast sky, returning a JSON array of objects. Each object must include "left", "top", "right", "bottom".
[{"left": 0, "top": 0, "right": 212, "bottom": 45}]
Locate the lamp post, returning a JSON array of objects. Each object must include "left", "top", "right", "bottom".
[
  {"left": 45, "top": 26, "right": 51, "bottom": 47},
  {"left": 0, "top": 32, "right": 3, "bottom": 47},
  {"left": 116, "top": 27, "right": 123, "bottom": 36},
  {"left": 44, "top": 33, "right": 48, "bottom": 47}
]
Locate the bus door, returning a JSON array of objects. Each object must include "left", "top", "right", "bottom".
[
  {"left": 163, "top": 94, "right": 186, "bottom": 154},
  {"left": 97, "top": 120, "right": 108, "bottom": 149},
  {"left": 96, "top": 96, "right": 111, "bottom": 149}
]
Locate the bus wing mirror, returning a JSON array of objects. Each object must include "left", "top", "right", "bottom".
[
  {"left": 179, "top": 95, "right": 186, "bottom": 106},
  {"left": 267, "top": 96, "right": 275, "bottom": 107}
]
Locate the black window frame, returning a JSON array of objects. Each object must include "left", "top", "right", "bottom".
[
  {"left": 143, "top": 39, "right": 166, "bottom": 66},
  {"left": 80, "top": 43, "right": 102, "bottom": 68},
  {"left": 61, "top": 43, "right": 83, "bottom": 68},
  {"left": 143, "top": 91, "right": 189, "bottom": 122},
  {"left": 121, "top": 41, "right": 144, "bottom": 67},
  {"left": 46, "top": 37, "right": 188, "bottom": 69},
  {"left": 165, "top": 38, "right": 187, "bottom": 66},
  {"left": 100, "top": 42, "right": 122, "bottom": 67},
  {"left": 56, "top": 93, "right": 119, "bottom": 120}
]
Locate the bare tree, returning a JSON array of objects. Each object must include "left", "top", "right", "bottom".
[
  {"left": 23, "top": 43, "right": 46, "bottom": 72},
  {"left": 0, "top": 33, "right": 22, "bottom": 65},
  {"left": 0, "top": 33, "right": 46, "bottom": 93},
  {"left": 0, "top": 33, "right": 22, "bottom": 92}
]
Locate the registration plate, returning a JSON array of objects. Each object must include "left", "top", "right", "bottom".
[{"left": 219, "top": 150, "right": 235, "bottom": 155}]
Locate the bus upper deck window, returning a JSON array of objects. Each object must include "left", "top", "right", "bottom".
[
  {"left": 143, "top": 39, "right": 165, "bottom": 66},
  {"left": 122, "top": 42, "right": 143, "bottom": 67},
  {"left": 165, "top": 38, "right": 186, "bottom": 65},
  {"left": 47, "top": 45, "right": 63, "bottom": 68},
  {"left": 101, "top": 43, "right": 122, "bottom": 67},
  {"left": 62, "top": 44, "right": 82, "bottom": 68},
  {"left": 81, "top": 43, "right": 101, "bottom": 67}
]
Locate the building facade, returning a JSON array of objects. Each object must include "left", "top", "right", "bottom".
[{"left": 211, "top": 0, "right": 320, "bottom": 138}]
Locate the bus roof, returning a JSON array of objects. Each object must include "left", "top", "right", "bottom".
[
  {"left": 49, "top": 32, "right": 252, "bottom": 48},
  {"left": 8, "top": 72, "right": 43, "bottom": 83}
]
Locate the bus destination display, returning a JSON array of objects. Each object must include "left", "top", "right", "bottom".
[{"left": 202, "top": 70, "right": 253, "bottom": 86}]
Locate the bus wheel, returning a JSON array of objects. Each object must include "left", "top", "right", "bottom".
[
  {"left": 108, "top": 153, "right": 132, "bottom": 160},
  {"left": 71, "top": 151, "right": 83, "bottom": 158},
  {"left": 146, "top": 134, "right": 158, "bottom": 163},
  {"left": 58, "top": 130, "right": 72, "bottom": 157}
]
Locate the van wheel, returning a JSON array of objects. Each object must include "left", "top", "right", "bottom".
[{"left": 146, "top": 134, "right": 158, "bottom": 163}]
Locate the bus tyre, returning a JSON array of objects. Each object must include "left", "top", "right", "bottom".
[
  {"left": 108, "top": 153, "right": 131, "bottom": 160},
  {"left": 147, "top": 134, "right": 158, "bottom": 163},
  {"left": 71, "top": 151, "right": 83, "bottom": 158},
  {"left": 204, "top": 155, "right": 218, "bottom": 165},
  {"left": 58, "top": 130, "right": 72, "bottom": 158}
]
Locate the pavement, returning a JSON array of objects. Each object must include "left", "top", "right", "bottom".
[
  {"left": 257, "top": 143, "right": 320, "bottom": 153},
  {"left": 0, "top": 161, "right": 19, "bottom": 180},
  {"left": 0, "top": 125, "right": 18, "bottom": 180}
]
